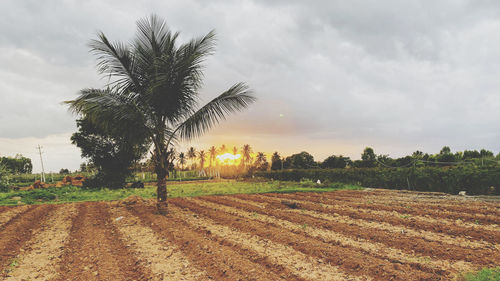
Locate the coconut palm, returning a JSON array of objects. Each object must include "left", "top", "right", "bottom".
[
  {"left": 198, "top": 150, "right": 206, "bottom": 170},
  {"left": 178, "top": 152, "right": 186, "bottom": 170},
  {"left": 209, "top": 146, "right": 217, "bottom": 167},
  {"left": 187, "top": 147, "right": 197, "bottom": 169},
  {"left": 219, "top": 144, "right": 227, "bottom": 154},
  {"left": 242, "top": 144, "right": 252, "bottom": 167},
  {"left": 232, "top": 146, "right": 238, "bottom": 155},
  {"left": 66, "top": 15, "right": 255, "bottom": 214}
]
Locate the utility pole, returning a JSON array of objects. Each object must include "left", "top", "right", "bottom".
[{"left": 37, "top": 145, "right": 46, "bottom": 183}]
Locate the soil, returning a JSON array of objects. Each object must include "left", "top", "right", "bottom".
[{"left": 0, "top": 189, "right": 498, "bottom": 280}]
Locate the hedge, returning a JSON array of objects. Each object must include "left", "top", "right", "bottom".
[{"left": 256, "top": 166, "right": 500, "bottom": 195}]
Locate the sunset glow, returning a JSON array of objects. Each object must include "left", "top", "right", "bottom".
[{"left": 216, "top": 153, "right": 241, "bottom": 165}]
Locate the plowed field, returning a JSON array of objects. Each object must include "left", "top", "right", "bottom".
[{"left": 0, "top": 189, "right": 498, "bottom": 280}]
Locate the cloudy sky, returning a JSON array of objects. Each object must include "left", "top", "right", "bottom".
[{"left": 1, "top": 0, "right": 500, "bottom": 172}]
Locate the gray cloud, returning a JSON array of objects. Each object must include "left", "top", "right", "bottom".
[{"left": 1, "top": 0, "right": 500, "bottom": 171}]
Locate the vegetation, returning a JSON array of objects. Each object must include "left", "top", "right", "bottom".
[
  {"left": 462, "top": 267, "right": 500, "bottom": 281},
  {"left": 257, "top": 166, "right": 500, "bottom": 195},
  {"left": 66, "top": 15, "right": 255, "bottom": 213},
  {"left": 71, "top": 118, "right": 148, "bottom": 189},
  {"left": 0, "top": 155, "right": 32, "bottom": 174},
  {"left": 0, "top": 180, "right": 362, "bottom": 206}
]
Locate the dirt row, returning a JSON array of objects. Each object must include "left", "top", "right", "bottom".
[
  {"left": 255, "top": 193, "right": 500, "bottom": 244},
  {"left": 209, "top": 195, "right": 499, "bottom": 267},
  {"left": 0, "top": 190, "right": 498, "bottom": 280},
  {"left": 318, "top": 189, "right": 500, "bottom": 216},
  {"left": 268, "top": 191, "right": 500, "bottom": 225}
]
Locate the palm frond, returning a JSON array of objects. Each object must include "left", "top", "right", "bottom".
[
  {"left": 176, "top": 82, "right": 256, "bottom": 140},
  {"left": 89, "top": 32, "right": 140, "bottom": 93}
]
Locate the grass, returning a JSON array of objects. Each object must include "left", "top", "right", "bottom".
[
  {"left": 462, "top": 267, "right": 500, "bottom": 281},
  {"left": 0, "top": 180, "right": 363, "bottom": 206}
]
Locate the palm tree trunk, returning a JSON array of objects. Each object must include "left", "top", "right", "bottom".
[{"left": 156, "top": 167, "right": 168, "bottom": 214}]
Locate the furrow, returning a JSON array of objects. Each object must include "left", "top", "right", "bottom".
[
  {"left": 0, "top": 205, "right": 31, "bottom": 228},
  {"left": 177, "top": 197, "right": 437, "bottom": 281},
  {"left": 54, "top": 202, "right": 152, "bottom": 281},
  {"left": 0, "top": 205, "right": 55, "bottom": 277},
  {"left": 108, "top": 204, "right": 208, "bottom": 281},
  {"left": 211, "top": 195, "right": 499, "bottom": 267},
  {"left": 170, "top": 203, "right": 359, "bottom": 281},
  {"left": 4, "top": 204, "right": 78, "bottom": 280},
  {"left": 129, "top": 202, "right": 291, "bottom": 281}
]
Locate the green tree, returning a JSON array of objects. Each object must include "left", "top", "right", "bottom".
[
  {"left": 254, "top": 152, "right": 269, "bottom": 171},
  {"left": 187, "top": 147, "right": 197, "bottom": 169},
  {"left": 286, "top": 151, "right": 317, "bottom": 169},
  {"left": 178, "top": 152, "right": 186, "bottom": 170},
  {"left": 208, "top": 146, "right": 217, "bottom": 167},
  {"left": 360, "top": 147, "right": 376, "bottom": 168},
  {"left": 321, "top": 155, "right": 349, "bottom": 169},
  {"left": 66, "top": 15, "right": 255, "bottom": 213},
  {"left": 71, "top": 118, "right": 148, "bottom": 188},
  {"left": 270, "top": 152, "right": 282, "bottom": 170},
  {"left": 0, "top": 155, "right": 32, "bottom": 174},
  {"left": 242, "top": 144, "right": 253, "bottom": 167},
  {"left": 198, "top": 150, "right": 206, "bottom": 170}
]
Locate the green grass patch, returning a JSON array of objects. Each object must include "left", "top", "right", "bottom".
[
  {"left": 462, "top": 267, "right": 500, "bottom": 281},
  {"left": 0, "top": 180, "right": 362, "bottom": 206}
]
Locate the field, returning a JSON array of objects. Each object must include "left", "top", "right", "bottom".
[{"left": 0, "top": 189, "right": 498, "bottom": 280}]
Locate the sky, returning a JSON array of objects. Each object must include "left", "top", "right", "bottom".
[{"left": 1, "top": 0, "right": 500, "bottom": 172}]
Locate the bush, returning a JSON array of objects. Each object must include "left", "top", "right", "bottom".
[
  {"left": 256, "top": 166, "right": 500, "bottom": 195},
  {"left": 462, "top": 267, "right": 500, "bottom": 281}
]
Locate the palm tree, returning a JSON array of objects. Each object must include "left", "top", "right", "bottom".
[
  {"left": 66, "top": 15, "right": 255, "bottom": 214},
  {"left": 242, "top": 144, "right": 252, "bottom": 167},
  {"left": 219, "top": 144, "right": 227, "bottom": 154},
  {"left": 232, "top": 146, "right": 238, "bottom": 155},
  {"left": 198, "top": 150, "right": 206, "bottom": 170},
  {"left": 178, "top": 152, "right": 186, "bottom": 170},
  {"left": 187, "top": 147, "right": 197, "bottom": 169},
  {"left": 209, "top": 146, "right": 217, "bottom": 167}
]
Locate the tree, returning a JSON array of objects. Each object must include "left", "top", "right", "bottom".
[
  {"left": 178, "top": 152, "right": 186, "bottom": 170},
  {"left": 66, "top": 15, "right": 255, "bottom": 213},
  {"left": 270, "top": 152, "right": 282, "bottom": 170},
  {"left": 254, "top": 152, "right": 268, "bottom": 171},
  {"left": 219, "top": 144, "right": 227, "bottom": 154},
  {"left": 187, "top": 147, "right": 197, "bottom": 169},
  {"left": 0, "top": 155, "right": 32, "bottom": 174},
  {"left": 360, "top": 147, "right": 376, "bottom": 168},
  {"left": 232, "top": 146, "right": 238, "bottom": 155},
  {"left": 59, "top": 168, "right": 70, "bottom": 174},
  {"left": 321, "top": 155, "right": 349, "bottom": 169},
  {"left": 198, "top": 150, "right": 206, "bottom": 170},
  {"left": 285, "top": 151, "right": 317, "bottom": 169},
  {"left": 208, "top": 146, "right": 217, "bottom": 167},
  {"left": 242, "top": 144, "right": 252, "bottom": 167},
  {"left": 437, "top": 146, "right": 455, "bottom": 163},
  {"left": 71, "top": 118, "right": 148, "bottom": 188}
]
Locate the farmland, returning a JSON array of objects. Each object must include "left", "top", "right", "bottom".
[{"left": 0, "top": 188, "right": 498, "bottom": 280}]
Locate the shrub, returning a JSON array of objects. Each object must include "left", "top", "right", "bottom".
[{"left": 256, "top": 166, "right": 500, "bottom": 195}]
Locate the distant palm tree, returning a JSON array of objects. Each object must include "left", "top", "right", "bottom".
[
  {"left": 178, "top": 152, "right": 186, "bottom": 170},
  {"left": 187, "top": 147, "right": 197, "bottom": 169},
  {"left": 209, "top": 146, "right": 217, "bottom": 167},
  {"left": 242, "top": 144, "right": 252, "bottom": 167},
  {"left": 232, "top": 146, "right": 238, "bottom": 155},
  {"left": 198, "top": 150, "right": 206, "bottom": 170},
  {"left": 219, "top": 144, "right": 227, "bottom": 154},
  {"left": 66, "top": 15, "right": 255, "bottom": 214}
]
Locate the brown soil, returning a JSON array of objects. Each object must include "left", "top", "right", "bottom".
[
  {"left": 0, "top": 189, "right": 498, "bottom": 280},
  {"left": 54, "top": 202, "right": 152, "bottom": 281},
  {"left": 258, "top": 193, "right": 500, "bottom": 244},
  {"left": 0, "top": 205, "right": 54, "bottom": 277}
]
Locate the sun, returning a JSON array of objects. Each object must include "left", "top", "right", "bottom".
[{"left": 216, "top": 153, "right": 241, "bottom": 165}]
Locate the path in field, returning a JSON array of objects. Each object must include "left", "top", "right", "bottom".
[
  {"left": 0, "top": 205, "right": 54, "bottom": 278},
  {"left": 4, "top": 204, "right": 77, "bottom": 280},
  {"left": 54, "top": 203, "right": 152, "bottom": 281}
]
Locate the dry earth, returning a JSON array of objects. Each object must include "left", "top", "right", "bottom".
[{"left": 0, "top": 189, "right": 498, "bottom": 280}]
